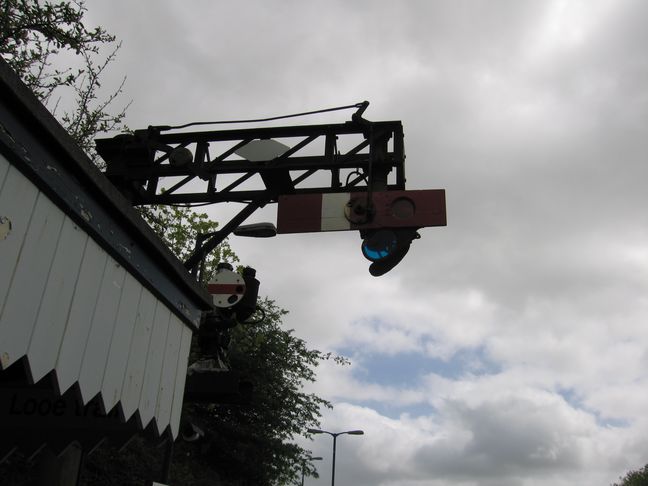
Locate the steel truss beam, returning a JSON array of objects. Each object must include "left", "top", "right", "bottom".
[{"left": 96, "top": 119, "right": 405, "bottom": 206}]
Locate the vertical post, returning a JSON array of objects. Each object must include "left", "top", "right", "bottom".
[
  {"left": 331, "top": 434, "right": 337, "bottom": 486},
  {"left": 365, "top": 126, "right": 391, "bottom": 221},
  {"left": 159, "top": 438, "right": 174, "bottom": 484},
  {"left": 300, "top": 455, "right": 322, "bottom": 486},
  {"left": 34, "top": 444, "right": 83, "bottom": 486},
  {"left": 369, "top": 127, "right": 390, "bottom": 191}
]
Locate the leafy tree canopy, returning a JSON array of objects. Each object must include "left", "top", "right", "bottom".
[
  {"left": 0, "top": 0, "right": 129, "bottom": 159},
  {"left": 613, "top": 464, "right": 648, "bottom": 486},
  {"left": 180, "top": 297, "right": 343, "bottom": 485},
  {"left": 136, "top": 203, "right": 239, "bottom": 283}
]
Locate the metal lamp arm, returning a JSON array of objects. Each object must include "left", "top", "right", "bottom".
[{"left": 184, "top": 201, "right": 262, "bottom": 271}]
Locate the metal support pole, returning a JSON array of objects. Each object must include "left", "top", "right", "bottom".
[
  {"left": 331, "top": 434, "right": 337, "bottom": 486},
  {"left": 300, "top": 455, "right": 322, "bottom": 486}
]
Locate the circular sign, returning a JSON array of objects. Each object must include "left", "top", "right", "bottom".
[
  {"left": 344, "top": 197, "right": 370, "bottom": 224},
  {"left": 390, "top": 197, "right": 415, "bottom": 219},
  {"left": 207, "top": 269, "right": 246, "bottom": 308}
]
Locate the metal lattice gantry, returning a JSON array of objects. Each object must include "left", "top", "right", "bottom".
[{"left": 96, "top": 117, "right": 405, "bottom": 207}]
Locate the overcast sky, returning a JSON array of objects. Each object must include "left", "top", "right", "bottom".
[{"left": 84, "top": 1, "right": 648, "bottom": 484}]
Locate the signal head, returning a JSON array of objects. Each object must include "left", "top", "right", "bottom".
[
  {"left": 361, "top": 229, "right": 398, "bottom": 261},
  {"left": 361, "top": 228, "right": 420, "bottom": 276}
]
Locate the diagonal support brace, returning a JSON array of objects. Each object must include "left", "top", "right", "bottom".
[{"left": 184, "top": 202, "right": 262, "bottom": 272}]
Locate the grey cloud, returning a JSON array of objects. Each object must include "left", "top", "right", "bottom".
[{"left": 411, "top": 398, "right": 590, "bottom": 482}]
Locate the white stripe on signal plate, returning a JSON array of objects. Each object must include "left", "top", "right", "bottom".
[{"left": 321, "top": 193, "right": 352, "bottom": 231}]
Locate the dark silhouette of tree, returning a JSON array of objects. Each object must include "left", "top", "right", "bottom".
[
  {"left": 613, "top": 464, "right": 648, "bottom": 486},
  {"left": 0, "top": 0, "right": 129, "bottom": 160}
]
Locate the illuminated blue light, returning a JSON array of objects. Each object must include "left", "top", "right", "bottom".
[{"left": 361, "top": 230, "right": 398, "bottom": 261}]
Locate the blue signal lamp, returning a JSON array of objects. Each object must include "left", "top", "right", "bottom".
[{"left": 361, "top": 228, "right": 420, "bottom": 276}]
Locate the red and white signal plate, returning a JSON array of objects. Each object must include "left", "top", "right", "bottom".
[
  {"left": 276, "top": 189, "right": 446, "bottom": 234},
  {"left": 207, "top": 269, "right": 246, "bottom": 308}
]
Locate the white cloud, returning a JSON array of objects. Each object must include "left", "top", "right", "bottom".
[{"left": 301, "top": 396, "right": 647, "bottom": 486}]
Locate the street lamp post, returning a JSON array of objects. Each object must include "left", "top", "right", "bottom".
[
  {"left": 307, "top": 428, "right": 364, "bottom": 486},
  {"left": 300, "top": 456, "right": 322, "bottom": 486}
]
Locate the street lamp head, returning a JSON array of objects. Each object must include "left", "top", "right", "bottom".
[
  {"left": 233, "top": 222, "right": 277, "bottom": 238},
  {"left": 307, "top": 428, "right": 364, "bottom": 436},
  {"left": 307, "top": 427, "right": 364, "bottom": 486}
]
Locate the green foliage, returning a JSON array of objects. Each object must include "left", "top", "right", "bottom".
[
  {"left": 58, "top": 41, "right": 130, "bottom": 161},
  {"left": 613, "top": 464, "right": 648, "bottom": 486},
  {"left": 183, "top": 298, "right": 343, "bottom": 485},
  {"left": 136, "top": 203, "right": 239, "bottom": 282},
  {"left": 0, "top": 0, "right": 113, "bottom": 92},
  {"left": 0, "top": 0, "right": 129, "bottom": 161}
]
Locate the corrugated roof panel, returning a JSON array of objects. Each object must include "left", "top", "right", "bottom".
[{"left": 0, "top": 175, "right": 195, "bottom": 437}]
